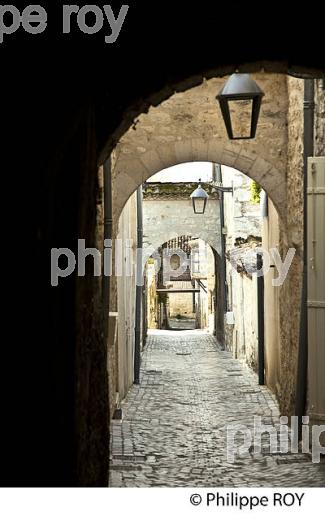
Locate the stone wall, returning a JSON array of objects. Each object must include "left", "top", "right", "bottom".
[
  {"left": 96, "top": 166, "right": 119, "bottom": 422},
  {"left": 277, "top": 77, "right": 324, "bottom": 417},
  {"left": 278, "top": 77, "right": 304, "bottom": 417},
  {"left": 75, "top": 117, "right": 109, "bottom": 485},
  {"left": 315, "top": 80, "right": 325, "bottom": 157},
  {"left": 169, "top": 289, "right": 195, "bottom": 318},
  {"left": 143, "top": 184, "right": 220, "bottom": 256},
  {"left": 222, "top": 167, "right": 262, "bottom": 371},
  {"left": 190, "top": 239, "right": 217, "bottom": 331},
  {"left": 226, "top": 268, "right": 259, "bottom": 371},
  {"left": 146, "top": 262, "right": 158, "bottom": 329},
  {"left": 223, "top": 167, "right": 262, "bottom": 244}
]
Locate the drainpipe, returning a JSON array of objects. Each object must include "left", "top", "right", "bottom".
[
  {"left": 261, "top": 190, "right": 269, "bottom": 219},
  {"left": 102, "top": 158, "right": 112, "bottom": 339},
  {"left": 217, "top": 164, "right": 228, "bottom": 313},
  {"left": 213, "top": 252, "right": 217, "bottom": 336},
  {"left": 142, "top": 274, "right": 148, "bottom": 347},
  {"left": 215, "top": 163, "right": 228, "bottom": 315},
  {"left": 295, "top": 79, "right": 314, "bottom": 431},
  {"left": 257, "top": 253, "right": 265, "bottom": 385},
  {"left": 134, "top": 186, "right": 143, "bottom": 385}
]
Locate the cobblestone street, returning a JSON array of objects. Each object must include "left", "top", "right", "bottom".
[{"left": 109, "top": 331, "right": 325, "bottom": 487}]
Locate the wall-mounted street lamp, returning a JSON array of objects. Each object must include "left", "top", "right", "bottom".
[
  {"left": 190, "top": 177, "right": 234, "bottom": 214},
  {"left": 216, "top": 73, "right": 265, "bottom": 140},
  {"left": 190, "top": 180, "right": 209, "bottom": 214}
]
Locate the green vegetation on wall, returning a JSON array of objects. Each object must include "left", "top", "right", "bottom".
[{"left": 251, "top": 181, "right": 262, "bottom": 204}]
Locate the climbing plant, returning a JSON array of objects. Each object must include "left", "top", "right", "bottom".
[{"left": 251, "top": 181, "right": 261, "bottom": 204}]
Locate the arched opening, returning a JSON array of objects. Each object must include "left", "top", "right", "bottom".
[
  {"left": 144, "top": 236, "right": 216, "bottom": 332},
  {"left": 109, "top": 73, "right": 289, "bottom": 226},
  {"left": 106, "top": 155, "right": 291, "bottom": 480},
  {"left": 105, "top": 71, "right": 316, "bottom": 410}
]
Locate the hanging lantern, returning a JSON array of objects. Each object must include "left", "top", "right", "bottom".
[
  {"left": 190, "top": 181, "right": 209, "bottom": 214},
  {"left": 216, "top": 73, "right": 265, "bottom": 140}
]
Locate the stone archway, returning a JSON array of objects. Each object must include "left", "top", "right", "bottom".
[
  {"left": 142, "top": 184, "right": 221, "bottom": 259},
  {"left": 144, "top": 234, "right": 221, "bottom": 334},
  {"left": 111, "top": 73, "right": 291, "bottom": 226},
  {"left": 113, "top": 141, "right": 285, "bottom": 222},
  {"left": 109, "top": 73, "right": 305, "bottom": 419},
  {"left": 143, "top": 226, "right": 220, "bottom": 262}
]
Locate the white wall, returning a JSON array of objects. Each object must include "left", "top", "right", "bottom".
[
  {"left": 116, "top": 192, "right": 138, "bottom": 402},
  {"left": 143, "top": 198, "right": 221, "bottom": 257},
  {"left": 262, "top": 197, "right": 281, "bottom": 394}
]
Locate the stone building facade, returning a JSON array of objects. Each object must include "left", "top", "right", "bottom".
[{"left": 222, "top": 166, "right": 263, "bottom": 371}]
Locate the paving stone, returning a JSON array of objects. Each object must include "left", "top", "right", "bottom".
[{"left": 109, "top": 330, "right": 325, "bottom": 487}]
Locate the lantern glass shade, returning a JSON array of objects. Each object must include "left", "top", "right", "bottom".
[
  {"left": 216, "top": 74, "right": 264, "bottom": 140},
  {"left": 190, "top": 184, "right": 209, "bottom": 214}
]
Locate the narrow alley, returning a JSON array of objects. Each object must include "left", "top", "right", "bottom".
[
  {"left": 109, "top": 331, "right": 325, "bottom": 487},
  {"left": 2, "top": 3, "right": 325, "bottom": 494}
]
